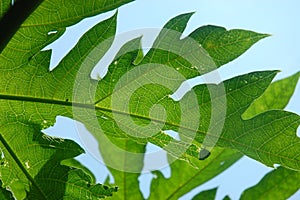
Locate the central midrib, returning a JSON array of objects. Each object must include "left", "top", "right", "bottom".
[{"left": 0, "top": 94, "right": 199, "bottom": 134}]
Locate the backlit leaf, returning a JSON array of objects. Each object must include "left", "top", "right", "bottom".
[
  {"left": 0, "top": 1, "right": 299, "bottom": 199},
  {"left": 240, "top": 167, "right": 300, "bottom": 200}
]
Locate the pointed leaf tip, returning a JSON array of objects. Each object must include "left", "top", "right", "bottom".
[{"left": 189, "top": 25, "right": 271, "bottom": 67}]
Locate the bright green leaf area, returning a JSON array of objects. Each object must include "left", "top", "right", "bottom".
[{"left": 0, "top": 0, "right": 299, "bottom": 199}]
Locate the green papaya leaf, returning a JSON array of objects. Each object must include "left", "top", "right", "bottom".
[{"left": 0, "top": 0, "right": 299, "bottom": 199}]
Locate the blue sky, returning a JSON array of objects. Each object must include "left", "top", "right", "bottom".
[{"left": 45, "top": 0, "right": 300, "bottom": 199}]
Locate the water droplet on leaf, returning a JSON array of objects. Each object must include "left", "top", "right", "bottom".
[
  {"left": 199, "top": 148, "right": 211, "bottom": 160},
  {"left": 25, "top": 161, "right": 30, "bottom": 169},
  {"left": 101, "top": 116, "right": 108, "bottom": 120},
  {"left": 47, "top": 30, "right": 58, "bottom": 35}
]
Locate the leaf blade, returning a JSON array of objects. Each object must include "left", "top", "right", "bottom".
[{"left": 240, "top": 167, "right": 300, "bottom": 200}]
